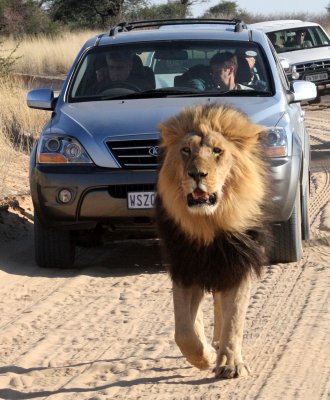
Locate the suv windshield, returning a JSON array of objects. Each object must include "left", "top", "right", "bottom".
[
  {"left": 69, "top": 40, "right": 273, "bottom": 101},
  {"left": 267, "top": 26, "right": 329, "bottom": 53}
]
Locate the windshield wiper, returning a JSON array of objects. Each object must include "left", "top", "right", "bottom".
[
  {"left": 204, "top": 89, "right": 272, "bottom": 96},
  {"left": 72, "top": 88, "right": 272, "bottom": 103},
  {"left": 99, "top": 87, "right": 203, "bottom": 100}
]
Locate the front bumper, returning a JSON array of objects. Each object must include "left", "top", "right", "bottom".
[
  {"left": 30, "top": 163, "right": 157, "bottom": 229},
  {"left": 30, "top": 155, "right": 300, "bottom": 231},
  {"left": 288, "top": 66, "right": 330, "bottom": 90}
]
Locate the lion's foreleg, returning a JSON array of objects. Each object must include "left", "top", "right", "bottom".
[
  {"left": 173, "top": 282, "right": 216, "bottom": 370},
  {"left": 214, "top": 274, "right": 251, "bottom": 379},
  {"left": 212, "top": 291, "right": 223, "bottom": 350}
]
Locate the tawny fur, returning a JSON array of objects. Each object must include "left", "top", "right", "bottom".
[
  {"left": 157, "top": 104, "right": 268, "bottom": 245},
  {"left": 155, "top": 104, "right": 271, "bottom": 378}
]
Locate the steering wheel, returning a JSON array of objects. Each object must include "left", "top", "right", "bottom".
[{"left": 108, "top": 81, "right": 141, "bottom": 92}]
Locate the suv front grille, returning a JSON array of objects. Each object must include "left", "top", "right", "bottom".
[
  {"left": 295, "top": 59, "right": 330, "bottom": 73},
  {"left": 106, "top": 139, "right": 159, "bottom": 169}
]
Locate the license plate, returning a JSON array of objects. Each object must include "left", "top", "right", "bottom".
[
  {"left": 127, "top": 191, "right": 156, "bottom": 209},
  {"left": 305, "top": 72, "right": 328, "bottom": 82}
]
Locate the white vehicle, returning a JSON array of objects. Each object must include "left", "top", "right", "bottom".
[{"left": 250, "top": 20, "right": 330, "bottom": 99}]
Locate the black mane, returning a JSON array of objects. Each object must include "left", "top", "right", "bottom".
[{"left": 156, "top": 197, "right": 270, "bottom": 292}]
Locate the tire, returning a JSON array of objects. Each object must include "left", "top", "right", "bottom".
[
  {"left": 308, "top": 95, "right": 321, "bottom": 104},
  {"left": 271, "top": 186, "right": 303, "bottom": 263},
  {"left": 301, "top": 178, "right": 310, "bottom": 241},
  {"left": 34, "top": 213, "right": 75, "bottom": 268}
]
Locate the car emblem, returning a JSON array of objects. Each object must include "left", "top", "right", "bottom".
[
  {"left": 310, "top": 63, "right": 320, "bottom": 69},
  {"left": 149, "top": 146, "right": 160, "bottom": 157}
]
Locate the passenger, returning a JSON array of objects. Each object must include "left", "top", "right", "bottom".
[
  {"left": 177, "top": 51, "right": 253, "bottom": 92},
  {"left": 268, "top": 32, "right": 283, "bottom": 49},
  {"left": 285, "top": 30, "right": 312, "bottom": 48},
  {"left": 208, "top": 52, "right": 251, "bottom": 91},
  {"left": 243, "top": 50, "right": 260, "bottom": 85}
]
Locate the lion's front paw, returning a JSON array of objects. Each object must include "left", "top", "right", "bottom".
[
  {"left": 214, "top": 363, "right": 250, "bottom": 379},
  {"left": 185, "top": 347, "right": 217, "bottom": 370}
]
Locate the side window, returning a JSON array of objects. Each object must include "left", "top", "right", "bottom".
[
  {"left": 312, "top": 26, "right": 330, "bottom": 45},
  {"left": 268, "top": 40, "right": 290, "bottom": 91}
]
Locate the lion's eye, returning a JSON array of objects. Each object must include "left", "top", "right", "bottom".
[
  {"left": 181, "top": 147, "right": 191, "bottom": 156},
  {"left": 213, "top": 147, "right": 223, "bottom": 155}
]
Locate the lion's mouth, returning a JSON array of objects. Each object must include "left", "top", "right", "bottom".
[{"left": 187, "top": 188, "right": 217, "bottom": 207}]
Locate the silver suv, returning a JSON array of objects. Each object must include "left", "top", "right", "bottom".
[
  {"left": 27, "top": 18, "right": 316, "bottom": 268},
  {"left": 250, "top": 20, "right": 330, "bottom": 99}
]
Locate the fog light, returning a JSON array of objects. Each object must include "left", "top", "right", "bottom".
[{"left": 58, "top": 189, "right": 72, "bottom": 204}]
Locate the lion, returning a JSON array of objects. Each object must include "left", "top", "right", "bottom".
[{"left": 156, "top": 104, "right": 270, "bottom": 379}]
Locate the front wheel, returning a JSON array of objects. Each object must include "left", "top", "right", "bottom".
[
  {"left": 301, "top": 178, "right": 310, "bottom": 241},
  {"left": 308, "top": 95, "right": 321, "bottom": 105},
  {"left": 271, "top": 186, "right": 303, "bottom": 263},
  {"left": 34, "top": 213, "right": 75, "bottom": 268}
]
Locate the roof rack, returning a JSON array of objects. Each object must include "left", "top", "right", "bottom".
[{"left": 109, "top": 18, "right": 248, "bottom": 36}]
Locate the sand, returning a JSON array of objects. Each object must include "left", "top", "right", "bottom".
[{"left": 0, "top": 104, "right": 329, "bottom": 400}]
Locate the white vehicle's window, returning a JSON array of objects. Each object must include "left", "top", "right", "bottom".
[
  {"left": 267, "top": 26, "right": 330, "bottom": 53},
  {"left": 68, "top": 41, "right": 273, "bottom": 101}
]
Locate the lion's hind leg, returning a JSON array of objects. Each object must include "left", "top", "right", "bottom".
[
  {"left": 214, "top": 275, "right": 251, "bottom": 379},
  {"left": 173, "top": 283, "right": 216, "bottom": 370}
]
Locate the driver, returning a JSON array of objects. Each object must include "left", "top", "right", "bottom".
[
  {"left": 106, "top": 51, "right": 133, "bottom": 82},
  {"left": 93, "top": 50, "right": 139, "bottom": 93}
]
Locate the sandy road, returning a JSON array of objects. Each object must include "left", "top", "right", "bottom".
[{"left": 0, "top": 106, "right": 329, "bottom": 400}]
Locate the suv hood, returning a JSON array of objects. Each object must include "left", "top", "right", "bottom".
[
  {"left": 280, "top": 46, "right": 330, "bottom": 65},
  {"left": 56, "top": 97, "right": 284, "bottom": 168}
]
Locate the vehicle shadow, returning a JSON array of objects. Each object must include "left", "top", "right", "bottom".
[
  {"left": 0, "top": 205, "right": 165, "bottom": 278},
  {"left": 75, "top": 238, "right": 165, "bottom": 274}
]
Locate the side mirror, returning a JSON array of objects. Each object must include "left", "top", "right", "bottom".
[
  {"left": 27, "top": 88, "right": 55, "bottom": 110},
  {"left": 290, "top": 80, "right": 317, "bottom": 102},
  {"left": 279, "top": 57, "right": 290, "bottom": 70}
]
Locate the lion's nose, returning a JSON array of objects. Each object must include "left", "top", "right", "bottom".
[{"left": 188, "top": 171, "right": 208, "bottom": 182}]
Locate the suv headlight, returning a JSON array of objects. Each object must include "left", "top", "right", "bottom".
[
  {"left": 263, "top": 127, "right": 288, "bottom": 157},
  {"left": 37, "top": 135, "right": 93, "bottom": 164}
]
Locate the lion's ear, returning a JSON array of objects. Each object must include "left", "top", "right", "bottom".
[
  {"left": 230, "top": 124, "right": 266, "bottom": 151},
  {"left": 158, "top": 123, "right": 181, "bottom": 147}
]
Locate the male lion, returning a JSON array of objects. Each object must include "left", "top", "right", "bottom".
[{"left": 156, "top": 104, "right": 270, "bottom": 379}]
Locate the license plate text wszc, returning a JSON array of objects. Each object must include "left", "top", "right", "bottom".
[{"left": 127, "top": 192, "right": 156, "bottom": 209}]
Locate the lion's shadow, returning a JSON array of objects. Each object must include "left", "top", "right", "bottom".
[{"left": 0, "top": 357, "right": 218, "bottom": 400}]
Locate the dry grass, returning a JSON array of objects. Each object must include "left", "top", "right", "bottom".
[
  {"left": 3, "top": 31, "right": 98, "bottom": 76},
  {"left": 0, "top": 76, "right": 49, "bottom": 196},
  {"left": 0, "top": 31, "right": 98, "bottom": 197},
  {"left": 0, "top": 77, "right": 49, "bottom": 143}
]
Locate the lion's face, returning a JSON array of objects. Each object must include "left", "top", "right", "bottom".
[
  {"left": 157, "top": 104, "right": 267, "bottom": 242},
  {"left": 177, "top": 130, "right": 234, "bottom": 215}
]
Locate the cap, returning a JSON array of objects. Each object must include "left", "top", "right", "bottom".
[{"left": 245, "top": 50, "right": 258, "bottom": 57}]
